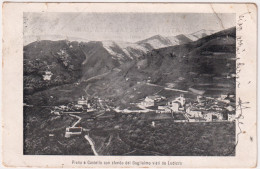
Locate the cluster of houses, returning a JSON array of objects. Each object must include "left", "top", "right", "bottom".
[
  {"left": 187, "top": 94, "right": 236, "bottom": 122},
  {"left": 62, "top": 96, "right": 113, "bottom": 138},
  {"left": 56, "top": 93, "right": 236, "bottom": 138},
  {"left": 138, "top": 93, "right": 236, "bottom": 122},
  {"left": 42, "top": 70, "right": 53, "bottom": 81},
  {"left": 51, "top": 96, "right": 94, "bottom": 116},
  {"left": 50, "top": 94, "right": 116, "bottom": 118},
  {"left": 61, "top": 96, "right": 92, "bottom": 138},
  {"left": 138, "top": 94, "right": 186, "bottom": 113}
]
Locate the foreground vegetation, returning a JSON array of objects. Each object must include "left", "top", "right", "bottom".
[{"left": 24, "top": 108, "right": 236, "bottom": 156}]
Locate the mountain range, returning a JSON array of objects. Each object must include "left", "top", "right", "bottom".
[
  {"left": 24, "top": 27, "right": 235, "bottom": 107},
  {"left": 24, "top": 29, "right": 217, "bottom": 55}
]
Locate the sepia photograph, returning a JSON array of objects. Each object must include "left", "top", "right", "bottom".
[{"left": 23, "top": 12, "right": 237, "bottom": 156}]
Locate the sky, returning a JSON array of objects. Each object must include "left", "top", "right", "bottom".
[{"left": 24, "top": 12, "right": 236, "bottom": 43}]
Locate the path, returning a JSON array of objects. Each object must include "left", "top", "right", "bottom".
[
  {"left": 84, "top": 135, "right": 99, "bottom": 156},
  {"left": 69, "top": 114, "right": 82, "bottom": 127},
  {"left": 69, "top": 113, "right": 99, "bottom": 156}
]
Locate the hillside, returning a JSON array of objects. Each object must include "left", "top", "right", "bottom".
[
  {"left": 137, "top": 29, "right": 216, "bottom": 49},
  {"left": 24, "top": 27, "right": 236, "bottom": 108},
  {"left": 102, "top": 41, "right": 150, "bottom": 60},
  {"left": 24, "top": 40, "right": 86, "bottom": 94},
  {"left": 134, "top": 27, "right": 236, "bottom": 96},
  {"left": 23, "top": 39, "right": 150, "bottom": 95}
]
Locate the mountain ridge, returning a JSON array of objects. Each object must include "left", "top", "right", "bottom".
[{"left": 24, "top": 27, "right": 236, "bottom": 108}]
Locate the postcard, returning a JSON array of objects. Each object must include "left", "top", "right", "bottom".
[{"left": 2, "top": 2, "right": 257, "bottom": 168}]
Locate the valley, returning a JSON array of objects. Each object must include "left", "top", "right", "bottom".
[{"left": 23, "top": 27, "right": 236, "bottom": 156}]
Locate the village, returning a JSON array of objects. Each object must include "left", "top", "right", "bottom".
[
  {"left": 47, "top": 91, "right": 236, "bottom": 139},
  {"left": 137, "top": 94, "right": 236, "bottom": 122},
  {"left": 41, "top": 68, "right": 236, "bottom": 128}
]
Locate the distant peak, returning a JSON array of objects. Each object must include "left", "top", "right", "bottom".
[
  {"left": 137, "top": 34, "right": 166, "bottom": 44},
  {"left": 151, "top": 35, "right": 167, "bottom": 40},
  {"left": 152, "top": 34, "right": 164, "bottom": 38},
  {"left": 144, "top": 34, "right": 166, "bottom": 40}
]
